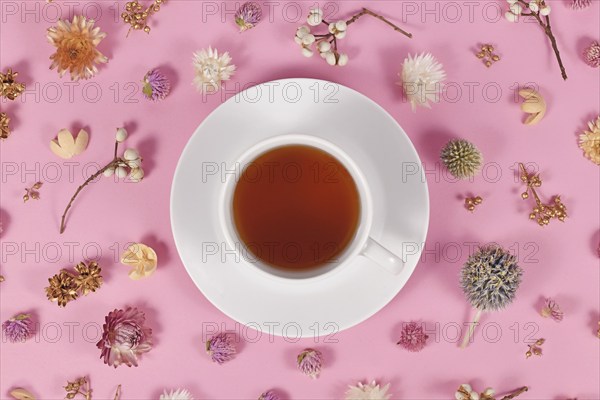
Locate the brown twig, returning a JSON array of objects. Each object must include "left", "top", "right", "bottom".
[
  {"left": 348, "top": 8, "right": 412, "bottom": 38},
  {"left": 517, "top": 0, "right": 567, "bottom": 80},
  {"left": 500, "top": 386, "right": 528, "bottom": 400}
]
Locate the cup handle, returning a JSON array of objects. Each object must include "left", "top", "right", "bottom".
[{"left": 361, "top": 237, "right": 405, "bottom": 275}]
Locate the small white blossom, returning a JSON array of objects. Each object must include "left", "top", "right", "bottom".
[
  {"left": 115, "top": 166, "right": 128, "bottom": 178},
  {"left": 318, "top": 41, "right": 331, "bottom": 53},
  {"left": 539, "top": 4, "right": 551, "bottom": 15},
  {"left": 528, "top": 1, "right": 539, "bottom": 12},
  {"left": 301, "top": 47, "right": 314, "bottom": 57},
  {"left": 307, "top": 8, "right": 323, "bottom": 26},
  {"left": 124, "top": 149, "right": 139, "bottom": 161},
  {"left": 325, "top": 52, "right": 337, "bottom": 65},
  {"left": 103, "top": 167, "right": 115, "bottom": 177},
  {"left": 115, "top": 128, "right": 128, "bottom": 143},
  {"left": 129, "top": 168, "right": 145, "bottom": 182},
  {"left": 328, "top": 20, "right": 347, "bottom": 39},
  {"left": 505, "top": 11, "right": 519, "bottom": 22},
  {"left": 337, "top": 53, "right": 349, "bottom": 66},
  {"left": 509, "top": 3, "right": 523, "bottom": 14}
]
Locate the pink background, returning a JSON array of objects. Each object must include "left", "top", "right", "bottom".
[{"left": 1, "top": 0, "right": 599, "bottom": 399}]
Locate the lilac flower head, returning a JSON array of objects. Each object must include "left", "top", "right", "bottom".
[
  {"left": 258, "top": 390, "right": 279, "bottom": 400},
  {"left": 96, "top": 306, "right": 152, "bottom": 368},
  {"left": 396, "top": 321, "right": 428, "bottom": 352},
  {"left": 297, "top": 348, "right": 323, "bottom": 378},
  {"left": 541, "top": 298, "right": 564, "bottom": 322},
  {"left": 2, "top": 313, "right": 33, "bottom": 343},
  {"left": 205, "top": 332, "right": 236, "bottom": 364},
  {"left": 571, "top": 0, "right": 592, "bottom": 10},
  {"left": 235, "top": 2, "right": 262, "bottom": 32},
  {"left": 142, "top": 69, "right": 170, "bottom": 101}
]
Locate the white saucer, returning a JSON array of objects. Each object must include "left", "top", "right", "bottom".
[{"left": 171, "top": 78, "right": 429, "bottom": 337}]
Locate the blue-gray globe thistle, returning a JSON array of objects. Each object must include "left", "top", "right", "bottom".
[
  {"left": 460, "top": 245, "right": 523, "bottom": 311},
  {"left": 440, "top": 139, "right": 482, "bottom": 179}
]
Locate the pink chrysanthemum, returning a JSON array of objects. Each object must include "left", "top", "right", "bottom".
[
  {"left": 396, "top": 321, "right": 428, "bottom": 352},
  {"left": 2, "top": 313, "right": 34, "bottom": 343},
  {"left": 297, "top": 348, "right": 323, "bottom": 378},
  {"left": 205, "top": 332, "right": 236, "bottom": 364},
  {"left": 96, "top": 306, "right": 152, "bottom": 368},
  {"left": 541, "top": 298, "right": 564, "bottom": 322},
  {"left": 583, "top": 41, "right": 600, "bottom": 68}
]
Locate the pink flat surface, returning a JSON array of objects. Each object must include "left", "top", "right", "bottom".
[{"left": 1, "top": 1, "right": 599, "bottom": 399}]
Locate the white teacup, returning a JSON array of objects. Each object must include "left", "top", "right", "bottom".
[{"left": 220, "top": 134, "right": 404, "bottom": 281}]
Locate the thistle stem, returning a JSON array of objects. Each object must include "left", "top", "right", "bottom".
[
  {"left": 460, "top": 308, "right": 482, "bottom": 348},
  {"left": 500, "top": 386, "right": 528, "bottom": 400}
]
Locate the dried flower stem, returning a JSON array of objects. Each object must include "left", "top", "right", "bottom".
[
  {"left": 114, "top": 385, "right": 122, "bottom": 400},
  {"left": 59, "top": 142, "right": 120, "bottom": 234},
  {"left": 500, "top": 386, "right": 528, "bottom": 400},
  {"left": 460, "top": 308, "right": 482, "bottom": 348},
  {"left": 518, "top": 0, "right": 567, "bottom": 80}
]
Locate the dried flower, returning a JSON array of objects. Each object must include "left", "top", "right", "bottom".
[
  {"left": 97, "top": 306, "right": 153, "bottom": 367},
  {"left": 160, "top": 389, "right": 194, "bottom": 400},
  {"left": 345, "top": 381, "right": 391, "bottom": 400},
  {"left": 50, "top": 128, "right": 89, "bottom": 159},
  {"left": 396, "top": 321, "right": 429, "bottom": 352},
  {"left": 297, "top": 348, "right": 323, "bottom": 378},
  {"left": 518, "top": 88, "right": 546, "bottom": 125},
  {"left": 121, "top": 0, "right": 166, "bottom": 35},
  {"left": 440, "top": 139, "right": 483, "bottom": 179},
  {"left": 258, "top": 391, "right": 279, "bottom": 400},
  {"left": 519, "top": 163, "right": 568, "bottom": 225},
  {"left": 192, "top": 47, "right": 236, "bottom": 94},
  {"left": 2, "top": 313, "right": 34, "bottom": 343},
  {"left": 597, "top": 321, "right": 600, "bottom": 338},
  {"left": 460, "top": 245, "right": 522, "bottom": 347},
  {"left": 455, "top": 384, "right": 528, "bottom": 400},
  {"left": 541, "top": 298, "right": 563, "bottom": 322},
  {"left": 142, "top": 69, "right": 170, "bottom": 101},
  {"left": 47, "top": 16, "right": 108, "bottom": 80},
  {"left": 120, "top": 243, "right": 157, "bottom": 279},
  {"left": 583, "top": 40, "right": 600, "bottom": 68},
  {"left": 579, "top": 116, "right": 600, "bottom": 165},
  {"left": 235, "top": 2, "right": 262, "bottom": 32},
  {"left": 205, "top": 332, "right": 236, "bottom": 364},
  {"left": 23, "top": 182, "right": 43, "bottom": 203},
  {"left": 297, "top": 7, "right": 411, "bottom": 67},
  {"left": 64, "top": 377, "right": 91, "bottom": 400},
  {"left": 571, "top": 0, "right": 592, "bottom": 9},
  {"left": 0, "top": 275, "right": 4, "bottom": 283},
  {"left": 0, "top": 112, "right": 10, "bottom": 140},
  {"left": 60, "top": 127, "right": 143, "bottom": 233},
  {"left": 74, "top": 261, "right": 103, "bottom": 295},
  {"left": 0, "top": 68, "right": 26, "bottom": 100},
  {"left": 400, "top": 53, "right": 446, "bottom": 111},
  {"left": 9, "top": 388, "right": 36, "bottom": 400},
  {"left": 46, "top": 269, "right": 79, "bottom": 307},
  {"left": 475, "top": 44, "right": 501, "bottom": 67},
  {"left": 504, "top": 0, "right": 567, "bottom": 80}
]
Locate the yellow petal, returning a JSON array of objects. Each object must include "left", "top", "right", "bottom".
[
  {"left": 524, "top": 112, "right": 544, "bottom": 125},
  {"left": 73, "top": 129, "right": 89, "bottom": 155},
  {"left": 10, "top": 388, "right": 35, "bottom": 400},
  {"left": 50, "top": 139, "right": 72, "bottom": 159},
  {"left": 521, "top": 99, "right": 544, "bottom": 114},
  {"left": 57, "top": 128, "right": 75, "bottom": 154}
]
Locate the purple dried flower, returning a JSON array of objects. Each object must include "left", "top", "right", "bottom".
[
  {"left": 258, "top": 391, "right": 279, "bottom": 400},
  {"left": 205, "top": 332, "right": 236, "bottom": 364},
  {"left": 541, "top": 298, "right": 564, "bottom": 322},
  {"left": 96, "top": 306, "right": 153, "bottom": 368},
  {"left": 583, "top": 41, "right": 600, "bottom": 68},
  {"left": 396, "top": 321, "right": 428, "bottom": 352},
  {"left": 571, "top": 0, "right": 592, "bottom": 10},
  {"left": 2, "top": 313, "right": 33, "bottom": 343},
  {"left": 297, "top": 348, "right": 323, "bottom": 379},
  {"left": 142, "top": 69, "right": 170, "bottom": 101},
  {"left": 235, "top": 2, "right": 262, "bottom": 32}
]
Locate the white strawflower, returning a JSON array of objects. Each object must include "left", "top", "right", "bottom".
[
  {"left": 160, "top": 389, "right": 194, "bottom": 400},
  {"left": 345, "top": 381, "right": 391, "bottom": 400},
  {"left": 192, "top": 47, "right": 236, "bottom": 94},
  {"left": 307, "top": 8, "right": 323, "bottom": 26},
  {"left": 399, "top": 52, "right": 446, "bottom": 112}
]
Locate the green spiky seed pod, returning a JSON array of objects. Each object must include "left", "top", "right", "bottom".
[
  {"left": 460, "top": 245, "right": 523, "bottom": 312},
  {"left": 440, "top": 139, "right": 483, "bottom": 179}
]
